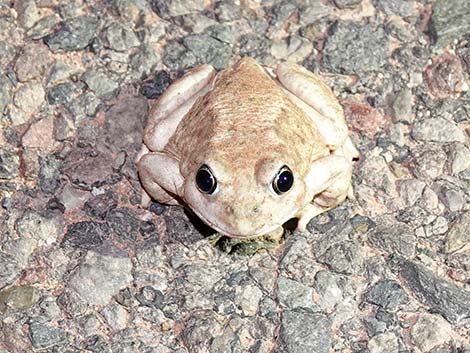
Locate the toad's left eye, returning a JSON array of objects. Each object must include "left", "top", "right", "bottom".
[{"left": 272, "top": 165, "right": 294, "bottom": 195}]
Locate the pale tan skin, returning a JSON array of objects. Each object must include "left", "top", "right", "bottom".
[{"left": 137, "top": 57, "right": 359, "bottom": 239}]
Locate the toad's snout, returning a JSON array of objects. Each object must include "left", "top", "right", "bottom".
[
  {"left": 221, "top": 204, "right": 268, "bottom": 237},
  {"left": 225, "top": 204, "right": 261, "bottom": 216}
]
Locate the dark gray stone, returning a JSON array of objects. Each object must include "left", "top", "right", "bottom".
[
  {"left": 457, "top": 42, "right": 470, "bottom": 73},
  {"left": 249, "top": 17, "right": 269, "bottom": 34},
  {"left": 26, "top": 14, "right": 61, "bottom": 39},
  {"left": 446, "top": 250, "right": 470, "bottom": 272},
  {"left": 149, "top": 202, "right": 167, "bottom": 215},
  {"left": 102, "top": 22, "right": 140, "bottom": 52},
  {"left": 271, "top": 35, "right": 312, "bottom": 62},
  {"left": 0, "top": 147, "right": 20, "bottom": 179},
  {"left": 151, "top": 0, "right": 205, "bottom": 18},
  {"left": 67, "top": 92, "right": 101, "bottom": 120},
  {"left": 47, "top": 197, "right": 66, "bottom": 213},
  {"left": 57, "top": 1, "right": 84, "bottom": 19},
  {"left": 180, "top": 310, "right": 223, "bottom": 350},
  {"left": 315, "top": 240, "right": 364, "bottom": 275},
  {"left": 106, "top": 208, "right": 139, "bottom": 242},
  {"left": 395, "top": 205, "right": 429, "bottom": 228},
  {"left": 368, "top": 221, "right": 416, "bottom": 258},
  {"left": 280, "top": 309, "right": 331, "bottom": 353},
  {"left": 163, "top": 207, "right": 206, "bottom": 246},
  {"left": 364, "top": 280, "right": 409, "bottom": 311},
  {"left": 62, "top": 147, "right": 117, "bottom": 190},
  {"left": 140, "top": 70, "right": 172, "bottom": 99},
  {"left": 269, "top": 1, "right": 297, "bottom": 28},
  {"left": 174, "top": 13, "right": 217, "bottom": 34},
  {"left": 206, "top": 24, "right": 235, "bottom": 45},
  {"left": 101, "top": 96, "right": 148, "bottom": 153},
  {"left": 163, "top": 41, "right": 198, "bottom": 70},
  {"left": 277, "top": 276, "right": 317, "bottom": 311},
  {"left": 129, "top": 45, "right": 160, "bottom": 80},
  {"left": 139, "top": 220, "right": 158, "bottom": 239},
  {"left": 183, "top": 34, "right": 232, "bottom": 70},
  {"left": 47, "top": 82, "right": 82, "bottom": 105},
  {"left": 47, "top": 60, "right": 77, "bottom": 86},
  {"left": 444, "top": 211, "right": 470, "bottom": 253},
  {"left": 84, "top": 191, "right": 118, "bottom": 219},
  {"left": 432, "top": 0, "right": 470, "bottom": 47},
  {"left": 298, "top": 1, "right": 331, "bottom": 26},
  {"left": 238, "top": 34, "right": 271, "bottom": 60},
  {"left": 63, "top": 221, "right": 108, "bottom": 250},
  {"left": 390, "top": 256, "right": 470, "bottom": 324},
  {"left": 362, "top": 316, "right": 388, "bottom": 337},
  {"left": 84, "top": 334, "right": 111, "bottom": 353},
  {"left": 2, "top": 197, "right": 13, "bottom": 210},
  {"left": 114, "top": 0, "right": 148, "bottom": 24},
  {"left": 29, "top": 321, "right": 67, "bottom": 349},
  {"left": 90, "top": 37, "right": 103, "bottom": 54},
  {"left": 309, "top": 211, "right": 352, "bottom": 237},
  {"left": 82, "top": 69, "right": 119, "bottom": 98},
  {"left": 323, "top": 22, "right": 389, "bottom": 74},
  {"left": 39, "top": 153, "right": 62, "bottom": 194},
  {"left": 135, "top": 286, "right": 165, "bottom": 309},
  {"left": 351, "top": 214, "right": 376, "bottom": 233},
  {"left": 45, "top": 16, "right": 98, "bottom": 52},
  {"left": 333, "top": 0, "right": 362, "bottom": 9}
]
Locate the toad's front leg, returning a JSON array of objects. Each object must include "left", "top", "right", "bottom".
[
  {"left": 297, "top": 155, "right": 353, "bottom": 231},
  {"left": 137, "top": 151, "right": 184, "bottom": 205}
]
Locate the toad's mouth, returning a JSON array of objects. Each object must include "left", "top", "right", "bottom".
[{"left": 186, "top": 204, "right": 292, "bottom": 239}]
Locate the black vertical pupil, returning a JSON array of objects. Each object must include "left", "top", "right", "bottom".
[
  {"left": 274, "top": 166, "right": 294, "bottom": 194},
  {"left": 196, "top": 166, "right": 217, "bottom": 194}
]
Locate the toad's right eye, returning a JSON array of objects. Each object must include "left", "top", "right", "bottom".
[{"left": 195, "top": 165, "right": 217, "bottom": 194}]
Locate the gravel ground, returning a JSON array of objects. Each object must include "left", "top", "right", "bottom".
[{"left": 1, "top": 0, "right": 469, "bottom": 352}]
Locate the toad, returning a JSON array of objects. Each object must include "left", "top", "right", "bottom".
[{"left": 137, "top": 57, "right": 358, "bottom": 239}]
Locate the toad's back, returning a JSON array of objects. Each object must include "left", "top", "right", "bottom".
[{"left": 164, "top": 58, "right": 325, "bottom": 175}]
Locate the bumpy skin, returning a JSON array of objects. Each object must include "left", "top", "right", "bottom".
[{"left": 137, "top": 57, "right": 359, "bottom": 239}]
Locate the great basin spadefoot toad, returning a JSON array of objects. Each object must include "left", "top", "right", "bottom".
[{"left": 137, "top": 57, "right": 358, "bottom": 239}]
